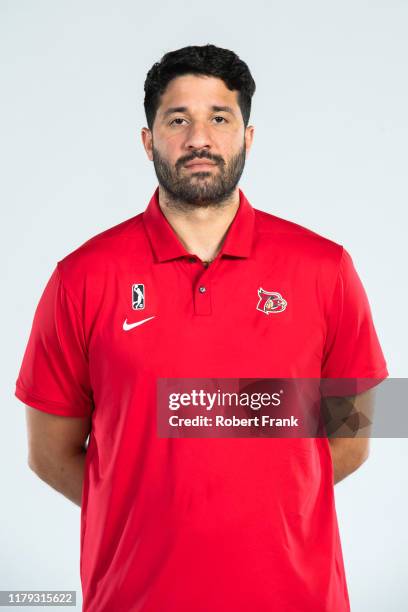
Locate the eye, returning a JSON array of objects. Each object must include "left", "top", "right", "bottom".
[
  {"left": 169, "top": 117, "right": 187, "bottom": 126},
  {"left": 213, "top": 116, "right": 227, "bottom": 124}
]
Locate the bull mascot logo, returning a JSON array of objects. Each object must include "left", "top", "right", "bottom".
[{"left": 256, "top": 288, "right": 287, "bottom": 315}]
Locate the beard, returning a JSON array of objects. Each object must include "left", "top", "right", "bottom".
[{"left": 151, "top": 142, "right": 246, "bottom": 209}]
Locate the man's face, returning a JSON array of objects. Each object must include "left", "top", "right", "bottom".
[{"left": 142, "top": 74, "right": 254, "bottom": 207}]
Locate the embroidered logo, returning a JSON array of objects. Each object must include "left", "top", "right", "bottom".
[
  {"left": 123, "top": 316, "right": 155, "bottom": 331},
  {"left": 132, "top": 284, "right": 145, "bottom": 310},
  {"left": 256, "top": 288, "right": 287, "bottom": 315}
]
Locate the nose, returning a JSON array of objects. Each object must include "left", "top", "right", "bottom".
[{"left": 183, "top": 121, "right": 213, "bottom": 151}]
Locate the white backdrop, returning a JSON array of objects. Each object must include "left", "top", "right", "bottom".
[{"left": 1, "top": 1, "right": 407, "bottom": 610}]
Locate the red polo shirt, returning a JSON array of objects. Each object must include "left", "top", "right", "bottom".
[{"left": 14, "top": 186, "right": 388, "bottom": 611}]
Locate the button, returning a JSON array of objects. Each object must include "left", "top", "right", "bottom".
[
  {"left": 198, "top": 286, "right": 206, "bottom": 293},
  {"left": 188, "top": 256, "right": 196, "bottom": 263}
]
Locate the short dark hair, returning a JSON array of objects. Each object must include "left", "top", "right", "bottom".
[{"left": 143, "top": 44, "right": 256, "bottom": 130}]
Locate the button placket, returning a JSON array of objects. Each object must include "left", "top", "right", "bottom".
[{"left": 193, "top": 265, "right": 213, "bottom": 315}]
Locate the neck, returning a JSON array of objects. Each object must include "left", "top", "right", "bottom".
[{"left": 157, "top": 185, "right": 240, "bottom": 262}]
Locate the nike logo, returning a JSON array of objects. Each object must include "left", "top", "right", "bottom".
[{"left": 123, "top": 316, "right": 155, "bottom": 331}]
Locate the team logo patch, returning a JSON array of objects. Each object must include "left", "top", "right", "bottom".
[
  {"left": 256, "top": 287, "right": 287, "bottom": 315},
  {"left": 132, "top": 284, "right": 145, "bottom": 310}
]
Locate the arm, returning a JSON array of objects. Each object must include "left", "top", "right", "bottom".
[
  {"left": 323, "top": 387, "right": 375, "bottom": 485},
  {"left": 25, "top": 405, "right": 92, "bottom": 507},
  {"left": 328, "top": 436, "right": 370, "bottom": 485}
]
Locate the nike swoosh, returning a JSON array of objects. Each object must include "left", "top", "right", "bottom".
[{"left": 123, "top": 316, "right": 155, "bottom": 331}]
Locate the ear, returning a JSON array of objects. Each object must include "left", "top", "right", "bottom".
[
  {"left": 244, "top": 125, "right": 255, "bottom": 156},
  {"left": 141, "top": 127, "right": 154, "bottom": 161}
]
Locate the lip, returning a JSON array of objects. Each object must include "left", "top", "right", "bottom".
[{"left": 184, "top": 161, "right": 217, "bottom": 168}]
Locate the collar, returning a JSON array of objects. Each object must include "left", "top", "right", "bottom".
[{"left": 142, "top": 185, "right": 255, "bottom": 263}]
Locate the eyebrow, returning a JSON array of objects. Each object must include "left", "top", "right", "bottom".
[{"left": 162, "top": 105, "right": 235, "bottom": 119}]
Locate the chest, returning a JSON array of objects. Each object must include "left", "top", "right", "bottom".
[{"left": 86, "top": 257, "right": 327, "bottom": 390}]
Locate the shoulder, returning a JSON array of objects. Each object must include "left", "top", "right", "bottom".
[
  {"left": 253, "top": 207, "right": 345, "bottom": 270},
  {"left": 56, "top": 212, "right": 147, "bottom": 282}
]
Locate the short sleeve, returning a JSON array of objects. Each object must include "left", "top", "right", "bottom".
[
  {"left": 14, "top": 264, "right": 94, "bottom": 417},
  {"left": 321, "top": 247, "right": 389, "bottom": 394}
]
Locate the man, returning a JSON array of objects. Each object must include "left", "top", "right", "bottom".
[{"left": 15, "top": 44, "right": 388, "bottom": 611}]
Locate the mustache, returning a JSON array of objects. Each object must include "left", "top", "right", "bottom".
[{"left": 178, "top": 152, "right": 224, "bottom": 167}]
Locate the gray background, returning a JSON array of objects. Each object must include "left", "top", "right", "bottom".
[{"left": 1, "top": 1, "right": 407, "bottom": 610}]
